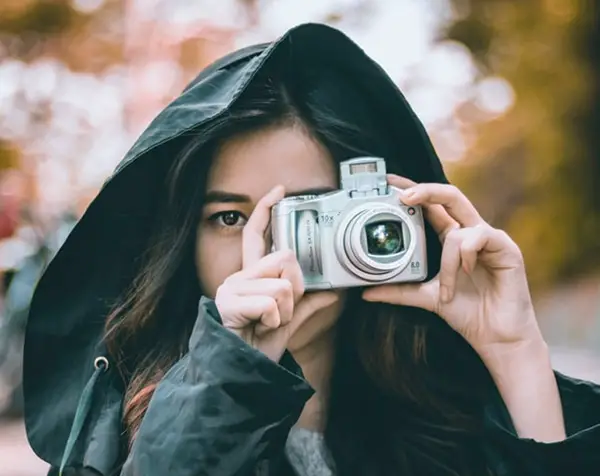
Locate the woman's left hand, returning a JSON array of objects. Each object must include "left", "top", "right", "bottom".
[{"left": 362, "top": 175, "right": 544, "bottom": 363}]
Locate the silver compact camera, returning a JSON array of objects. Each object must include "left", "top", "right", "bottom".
[{"left": 271, "top": 157, "right": 428, "bottom": 290}]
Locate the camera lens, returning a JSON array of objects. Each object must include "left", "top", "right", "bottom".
[
  {"left": 365, "top": 221, "right": 404, "bottom": 256},
  {"left": 337, "top": 203, "right": 418, "bottom": 282}
]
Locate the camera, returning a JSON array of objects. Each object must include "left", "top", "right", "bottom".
[{"left": 271, "top": 157, "right": 428, "bottom": 290}]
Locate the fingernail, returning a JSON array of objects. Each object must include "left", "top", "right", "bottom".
[{"left": 362, "top": 291, "right": 375, "bottom": 301}]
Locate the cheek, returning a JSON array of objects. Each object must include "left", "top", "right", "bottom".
[{"left": 195, "top": 228, "right": 243, "bottom": 298}]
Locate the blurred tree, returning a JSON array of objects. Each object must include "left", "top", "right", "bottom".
[
  {"left": 0, "top": 0, "right": 124, "bottom": 72},
  {"left": 443, "top": 0, "right": 600, "bottom": 290},
  {"left": 0, "top": 0, "right": 239, "bottom": 216},
  {"left": 0, "top": 141, "right": 19, "bottom": 171},
  {"left": 0, "top": 0, "right": 126, "bottom": 219},
  {"left": 0, "top": 143, "right": 21, "bottom": 240},
  {"left": 0, "top": 0, "right": 260, "bottom": 135}
]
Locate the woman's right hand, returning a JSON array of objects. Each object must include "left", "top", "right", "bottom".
[{"left": 215, "top": 185, "right": 340, "bottom": 362}]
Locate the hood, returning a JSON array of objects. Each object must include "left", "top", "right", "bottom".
[{"left": 23, "top": 22, "right": 449, "bottom": 473}]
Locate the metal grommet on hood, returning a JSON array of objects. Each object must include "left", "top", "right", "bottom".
[
  {"left": 59, "top": 356, "right": 111, "bottom": 475},
  {"left": 94, "top": 356, "right": 109, "bottom": 371}
]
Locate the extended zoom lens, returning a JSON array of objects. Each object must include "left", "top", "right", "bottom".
[
  {"left": 364, "top": 221, "right": 404, "bottom": 256},
  {"left": 335, "top": 202, "right": 420, "bottom": 283}
]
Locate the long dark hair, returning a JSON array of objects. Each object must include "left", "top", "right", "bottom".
[{"left": 104, "top": 60, "right": 495, "bottom": 475}]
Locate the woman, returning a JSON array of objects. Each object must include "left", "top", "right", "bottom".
[{"left": 24, "top": 23, "right": 600, "bottom": 476}]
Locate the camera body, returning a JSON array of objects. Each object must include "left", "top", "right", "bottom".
[{"left": 271, "top": 157, "right": 428, "bottom": 290}]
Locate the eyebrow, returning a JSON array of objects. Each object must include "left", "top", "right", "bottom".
[{"left": 204, "top": 186, "right": 337, "bottom": 204}]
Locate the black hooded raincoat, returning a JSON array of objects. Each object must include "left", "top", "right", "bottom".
[{"left": 23, "top": 23, "right": 600, "bottom": 476}]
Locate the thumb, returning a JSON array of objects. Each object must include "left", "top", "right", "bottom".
[
  {"left": 362, "top": 281, "right": 437, "bottom": 312},
  {"left": 288, "top": 291, "right": 340, "bottom": 334}
]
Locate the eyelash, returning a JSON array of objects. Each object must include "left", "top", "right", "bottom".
[{"left": 207, "top": 210, "right": 248, "bottom": 231}]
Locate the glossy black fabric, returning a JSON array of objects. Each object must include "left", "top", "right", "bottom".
[
  {"left": 48, "top": 299, "right": 600, "bottom": 476},
  {"left": 124, "top": 300, "right": 600, "bottom": 476},
  {"left": 21, "top": 22, "right": 600, "bottom": 476},
  {"left": 119, "top": 299, "right": 310, "bottom": 476}
]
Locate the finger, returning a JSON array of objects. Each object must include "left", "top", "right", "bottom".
[
  {"left": 234, "top": 250, "right": 304, "bottom": 302},
  {"left": 227, "top": 295, "right": 281, "bottom": 329},
  {"left": 388, "top": 174, "right": 457, "bottom": 240},
  {"left": 242, "top": 185, "right": 285, "bottom": 268},
  {"left": 459, "top": 229, "right": 485, "bottom": 274},
  {"left": 460, "top": 225, "right": 511, "bottom": 271},
  {"left": 253, "top": 322, "right": 274, "bottom": 337},
  {"left": 362, "top": 280, "right": 438, "bottom": 312},
  {"left": 234, "top": 278, "right": 294, "bottom": 326},
  {"left": 422, "top": 204, "right": 458, "bottom": 243},
  {"left": 438, "top": 229, "right": 465, "bottom": 302},
  {"left": 286, "top": 291, "right": 340, "bottom": 335},
  {"left": 386, "top": 174, "right": 417, "bottom": 189},
  {"left": 259, "top": 298, "right": 281, "bottom": 329},
  {"left": 401, "top": 183, "right": 484, "bottom": 228}
]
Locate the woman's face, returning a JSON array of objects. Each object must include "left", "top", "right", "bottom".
[{"left": 196, "top": 124, "right": 345, "bottom": 351}]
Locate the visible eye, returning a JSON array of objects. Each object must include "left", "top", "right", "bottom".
[{"left": 208, "top": 210, "right": 248, "bottom": 229}]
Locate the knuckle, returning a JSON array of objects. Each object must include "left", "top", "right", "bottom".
[
  {"left": 463, "top": 227, "right": 481, "bottom": 241},
  {"left": 222, "top": 274, "right": 240, "bottom": 288},
  {"left": 447, "top": 184, "right": 461, "bottom": 197},
  {"left": 446, "top": 228, "right": 459, "bottom": 240},
  {"left": 439, "top": 224, "right": 456, "bottom": 243},
  {"left": 459, "top": 241, "right": 475, "bottom": 254},
  {"left": 266, "top": 297, "right": 278, "bottom": 314},
  {"left": 281, "top": 249, "right": 296, "bottom": 261},
  {"left": 491, "top": 228, "right": 524, "bottom": 259},
  {"left": 445, "top": 227, "right": 462, "bottom": 244},
  {"left": 215, "top": 283, "right": 228, "bottom": 301},
  {"left": 502, "top": 233, "right": 523, "bottom": 257},
  {"left": 274, "top": 249, "right": 296, "bottom": 265},
  {"left": 214, "top": 291, "right": 231, "bottom": 317},
  {"left": 476, "top": 223, "right": 492, "bottom": 234},
  {"left": 497, "top": 228, "right": 512, "bottom": 242},
  {"left": 494, "top": 227, "right": 517, "bottom": 246}
]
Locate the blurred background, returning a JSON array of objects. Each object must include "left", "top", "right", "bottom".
[{"left": 0, "top": 0, "right": 598, "bottom": 474}]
